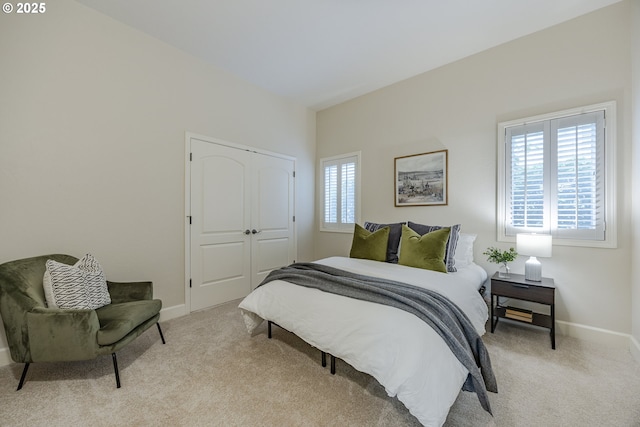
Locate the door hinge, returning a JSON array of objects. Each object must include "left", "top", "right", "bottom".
[
  {"left": 189, "top": 279, "right": 192, "bottom": 288},
  {"left": 293, "top": 215, "right": 295, "bottom": 222},
  {"left": 188, "top": 216, "right": 192, "bottom": 224},
  {"left": 293, "top": 171, "right": 296, "bottom": 178},
  {"left": 190, "top": 152, "right": 193, "bottom": 161}
]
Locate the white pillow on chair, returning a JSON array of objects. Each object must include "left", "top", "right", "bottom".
[{"left": 43, "top": 254, "right": 111, "bottom": 309}]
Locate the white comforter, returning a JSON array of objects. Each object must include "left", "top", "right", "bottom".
[{"left": 238, "top": 257, "right": 489, "bottom": 427}]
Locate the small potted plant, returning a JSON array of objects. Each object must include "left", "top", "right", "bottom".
[{"left": 483, "top": 246, "right": 518, "bottom": 278}]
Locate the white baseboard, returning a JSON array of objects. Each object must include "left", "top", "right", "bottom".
[
  {"left": 159, "top": 303, "right": 187, "bottom": 322},
  {"left": 0, "top": 303, "right": 188, "bottom": 368},
  {"left": 556, "top": 320, "right": 631, "bottom": 348},
  {"left": 631, "top": 335, "right": 640, "bottom": 364}
]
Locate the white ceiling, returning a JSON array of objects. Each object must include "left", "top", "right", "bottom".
[{"left": 75, "top": 0, "right": 622, "bottom": 111}]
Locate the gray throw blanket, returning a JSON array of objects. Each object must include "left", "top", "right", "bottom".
[{"left": 260, "top": 262, "right": 498, "bottom": 414}]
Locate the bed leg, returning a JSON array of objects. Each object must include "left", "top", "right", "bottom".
[
  {"left": 330, "top": 355, "right": 336, "bottom": 375},
  {"left": 321, "top": 351, "right": 327, "bottom": 367},
  {"left": 268, "top": 321, "right": 272, "bottom": 339}
]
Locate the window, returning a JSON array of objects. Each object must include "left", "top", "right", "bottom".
[
  {"left": 320, "top": 152, "right": 360, "bottom": 232},
  {"left": 497, "top": 102, "right": 616, "bottom": 248}
]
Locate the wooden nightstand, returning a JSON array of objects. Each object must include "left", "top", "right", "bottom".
[{"left": 490, "top": 272, "right": 556, "bottom": 349}]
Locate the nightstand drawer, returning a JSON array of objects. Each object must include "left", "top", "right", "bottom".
[{"left": 492, "top": 279, "right": 554, "bottom": 304}]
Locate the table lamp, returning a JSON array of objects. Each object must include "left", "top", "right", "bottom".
[{"left": 516, "top": 233, "right": 552, "bottom": 281}]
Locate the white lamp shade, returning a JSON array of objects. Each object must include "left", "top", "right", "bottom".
[{"left": 516, "top": 233, "right": 552, "bottom": 258}]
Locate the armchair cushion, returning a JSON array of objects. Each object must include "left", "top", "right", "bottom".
[{"left": 96, "top": 299, "right": 162, "bottom": 346}]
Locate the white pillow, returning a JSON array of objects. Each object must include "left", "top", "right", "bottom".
[
  {"left": 454, "top": 233, "right": 477, "bottom": 268},
  {"left": 43, "top": 254, "right": 111, "bottom": 309}
]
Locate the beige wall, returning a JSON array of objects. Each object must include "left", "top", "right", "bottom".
[
  {"left": 316, "top": 2, "right": 633, "bottom": 340},
  {"left": 631, "top": 0, "right": 640, "bottom": 360},
  {"left": 0, "top": 0, "right": 316, "bottom": 356}
]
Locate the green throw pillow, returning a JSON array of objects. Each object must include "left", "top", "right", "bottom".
[
  {"left": 349, "top": 224, "right": 390, "bottom": 262},
  {"left": 398, "top": 225, "right": 450, "bottom": 273}
]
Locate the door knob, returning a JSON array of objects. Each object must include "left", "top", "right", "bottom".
[
  {"left": 244, "top": 229, "right": 251, "bottom": 235},
  {"left": 251, "top": 229, "right": 261, "bottom": 234}
]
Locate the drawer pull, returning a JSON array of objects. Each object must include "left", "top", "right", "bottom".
[{"left": 512, "top": 284, "right": 529, "bottom": 289}]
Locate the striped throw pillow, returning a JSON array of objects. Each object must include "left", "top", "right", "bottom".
[{"left": 43, "top": 254, "right": 111, "bottom": 309}]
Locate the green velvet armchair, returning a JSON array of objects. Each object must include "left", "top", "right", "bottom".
[{"left": 0, "top": 254, "right": 165, "bottom": 390}]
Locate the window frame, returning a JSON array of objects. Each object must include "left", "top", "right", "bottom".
[
  {"left": 319, "top": 151, "right": 361, "bottom": 233},
  {"left": 497, "top": 101, "right": 617, "bottom": 248}
]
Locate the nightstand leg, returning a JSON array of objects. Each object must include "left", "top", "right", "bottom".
[
  {"left": 551, "top": 303, "right": 556, "bottom": 350},
  {"left": 490, "top": 293, "right": 496, "bottom": 333}
]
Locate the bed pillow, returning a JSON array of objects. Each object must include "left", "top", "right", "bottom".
[
  {"left": 398, "top": 225, "right": 449, "bottom": 273},
  {"left": 43, "top": 254, "right": 111, "bottom": 310},
  {"left": 454, "top": 233, "right": 477, "bottom": 268},
  {"left": 407, "top": 221, "right": 461, "bottom": 272},
  {"left": 349, "top": 224, "right": 390, "bottom": 262},
  {"left": 364, "top": 221, "right": 405, "bottom": 263}
]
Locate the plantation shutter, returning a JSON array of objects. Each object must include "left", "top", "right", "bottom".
[
  {"left": 322, "top": 154, "right": 358, "bottom": 230},
  {"left": 551, "top": 111, "right": 605, "bottom": 240},
  {"left": 324, "top": 164, "right": 338, "bottom": 224},
  {"left": 504, "top": 111, "right": 605, "bottom": 241},
  {"left": 341, "top": 161, "right": 356, "bottom": 224},
  {"left": 506, "top": 122, "right": 548, "bottom": 234}
]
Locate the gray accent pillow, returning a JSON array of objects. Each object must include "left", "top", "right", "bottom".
[
  {"left": 407, "top": 221, "right": 461, "bottom": 272},
  {"left": 364, "top": 221, "right": 405, "bottom": 263}
]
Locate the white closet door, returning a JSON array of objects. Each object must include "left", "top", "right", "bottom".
[
  {"left": 189, "top": 136, "right": 295, "bottom": 311},
  {"left": 250, "top": 154, "right": 295, "bottom": 288},
  {"left": 190, "top": 139, "right": 251, "bottom": 311}
]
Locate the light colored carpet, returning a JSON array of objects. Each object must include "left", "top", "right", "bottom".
[{"left": 1, "top": 299, "right": 639, "bottom": 426}]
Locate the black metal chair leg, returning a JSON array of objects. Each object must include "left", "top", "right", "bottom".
[
  {"left": 321, "top": 351, "right": 327, "bottom": 367},
  {"left": 330, "top": 355, "right": 336, "bottom": 375},
  {"left": 112, "top": 353, "right": 121, "bottom": 388},
  {"left": 268, "top": 321, "right": 272, "bottom": 339},
  {"left": 16, "top": 363, "right": 30, "bottom": 391},
  {"left": 156, "top": 323, "right": 166, "bottom": 344}
]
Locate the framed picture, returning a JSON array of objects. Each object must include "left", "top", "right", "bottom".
[{"left": 394, "top": 149, "right": 448, "bottom": 206}]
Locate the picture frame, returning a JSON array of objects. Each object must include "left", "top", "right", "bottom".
[{"left": 394, "top": 149, "right": 448, "bottom": 206}]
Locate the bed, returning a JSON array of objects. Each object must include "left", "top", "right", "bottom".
[{"left": 238, "top": 224, "right": 495, "bottom": 426}]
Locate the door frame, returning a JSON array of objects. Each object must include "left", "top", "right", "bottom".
[{"left": 184, "top": 131, "right": 296, "bottom": 313}]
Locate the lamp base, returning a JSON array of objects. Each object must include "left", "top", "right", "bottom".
[{"left": 524, "top": 256, "right": 542, "bottom": 281}]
